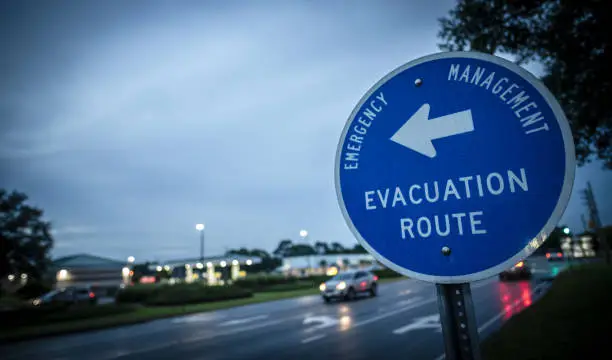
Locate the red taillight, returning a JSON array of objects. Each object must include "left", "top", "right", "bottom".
[
  {"left": 360, "top": 281, "right": 367, "bottom": 288},
  {"left": 373, "top": 276, "right": 379, "bottom": 281},
  {"left": 546, "top": 253, "right": 551, "bottom": 258},
  {"left": 557, "top": 252, "right": 563, "bottom": 257},
  {"left": 89, "top": 292, "right": 95, "bottom": 298}
]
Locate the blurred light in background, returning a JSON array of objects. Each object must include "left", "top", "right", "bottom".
[{"left": 57, "top": 269, "right": 69, "bottom": 281}]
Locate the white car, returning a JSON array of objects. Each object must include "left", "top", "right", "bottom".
[{"left": 319, "top": 270, "right": 378, "bottom": 303}]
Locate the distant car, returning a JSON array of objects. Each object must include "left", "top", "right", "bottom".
[
  {"left": 319, "top": 270, "right": 378, "bottom": 303},
  {"left": 546, "top": 251, "right": 565, "bottom": 261},
  {"left": 32, "top": 286, "right": 97, "bottom": 307},
  {"left": 499, "top": 261, "right": 531, "bottom": 281}
]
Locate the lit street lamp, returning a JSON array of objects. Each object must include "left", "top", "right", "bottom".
[
  {"left": 196, "top": 223, "right": 205, "bottom": 263},
  {"left": 122, "top": 267, "right": 130, "bottom": 285},
  {"left": 300, "top": 229, "right": 312, "bottom": 274},
  {"left": 563, "top": 227, "right": 570, "bottom": 235},
  {"left": 127, "top": 256, "right": 135, "bottom": 263}
]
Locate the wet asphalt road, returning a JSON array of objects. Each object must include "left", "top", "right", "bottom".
[{"left": 3, "top": 268, "right": 555, "bottom": 360}]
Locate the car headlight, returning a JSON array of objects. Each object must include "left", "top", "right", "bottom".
[
  {"left": 319, "top": 283, "right": 326, "bottom": 291},
  {"left": 336, "top": 281, "right": 347, "bottom": 290}
]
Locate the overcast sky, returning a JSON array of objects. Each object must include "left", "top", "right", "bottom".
[{"left": 1, "top": 1, "right": 610, "bottom": 263}]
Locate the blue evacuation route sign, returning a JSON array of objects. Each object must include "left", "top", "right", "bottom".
[{"left": 334, "top": 51, "right": 575, "bottom": 284}]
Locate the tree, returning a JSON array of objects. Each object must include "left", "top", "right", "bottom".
[
  {"left": 533, "top": 226, "right": 567, "bottom": 255},
  {"left": 438, "top": 0, "right": 612, "bottom": 168},
  {"left": 249, "top": 248, "right": 274, "bottom": 260},
  {"left": 330, "top": 242, "right": 346, "bottom": 254},
  {"left": 273, "top": 239, "right": 293, "bottom": 257},
  {"left": 286, "top": 244, "right": 316, "bottom": 257},
  {"left": 359, "top": 259, "right": 372, "bottom": 267},
  {"left": 0, "top": 189, "right": 54, "bottom": 285},
  {"left": 226, "top": 248, "right": 281, "bottom": 273},
  {"left": 351, "top": 244, "right": 367, "bottom": 254},
  {"left": 226, "top": 247, "right": 250, "bottom": 256},
  {"left": 314, "top": 241, "right": 330, "bottom": 254}
]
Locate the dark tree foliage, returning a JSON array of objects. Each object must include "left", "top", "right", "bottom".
[
  {"left": 439, "top": 0, "right": 611, "bottom": 168},
  {"left": 272, "top": 239, "right": 293, "bottom": 257},
  {"left": 0, "top": 189, "right": 54, "bottom": 283},
  {"left": 225, "top": 248, "right": 282, "bottom": 272}
]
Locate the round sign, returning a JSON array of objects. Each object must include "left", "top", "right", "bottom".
[{"left": 334, "top": 51, "right": 575, "bottom": 283}]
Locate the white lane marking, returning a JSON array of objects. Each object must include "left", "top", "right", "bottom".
[
  {"left": 301, "top": 334, "right": 325, "bottom": 344},
  {"left": 170, "top": 313, "right": 222, "bottom": 324},
  {"left": 295, "top": 296, "right": 434, "bottom": 345},
  {"left": 219, "top": 314, "right": 269, "bottom": 326},
  {"left": 398, "top": 289, "right": 413, "bottom": 296},
  {"left": 432, "top": 281, "right": 550, "bottom": 360},
  {"left": 393, "top": 314, "right": 442, "bottom": 335},
  {"left": 110, "top": 341, "right": 182, "bottom": 359},
  {"left": 184, "top": 319, "right": 287, "bottom": 343},
  {"left": 351, "top": 296, "right": 434, "bottom": 329},
  {"left": 106, "top": 319, "right": 289, "bottom": 358},
  {"left": 397, "top": 298, "right": 420, "bottom": 306},
  {"left": 303, "top": 315, "right": 340, "bottom": 334}
]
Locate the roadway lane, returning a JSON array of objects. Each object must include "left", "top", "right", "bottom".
[{"left": 2, "top": 277, "right": 552, "bottom": 360}]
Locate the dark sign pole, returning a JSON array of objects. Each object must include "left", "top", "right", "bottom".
[{"left": 436, "top": 283, "right": 481, "bottom": 360}]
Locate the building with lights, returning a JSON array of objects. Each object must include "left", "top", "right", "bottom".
[
  {"left": 50, "top": 253, "right": 263, "bottom": 289},
  {"left": 279, "top": 253, "right": 380, "bottom": 276},
  {"left": 148, "top": 254, "right": 262, "bottom": 285},
  {"left": 51, "top": 253, "right": 126, "bottom": 291},
  {"left": 562, "top": 232, "right": 598, "bottom": 258}
]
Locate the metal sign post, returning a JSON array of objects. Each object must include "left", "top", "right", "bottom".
[
  {"left": 334, "top": 51, "right": 575, "bottom": 360},
  {"left": 436, "top": 283, "right": 481, "bottom": 360}
]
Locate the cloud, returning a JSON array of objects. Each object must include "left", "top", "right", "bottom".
[
  {"left": 51, "top": 226, "right": 97, "bottom": 236},
  {"left": 4, "top": 1, "right": 608, "bottom": 263}
]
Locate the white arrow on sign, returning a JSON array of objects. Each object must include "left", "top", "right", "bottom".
[
  {"left": 392, "top": 314, "right": 442, "bottom": 335},
  {"left": 303, "top": 315, "right": 340, "bottom": 333},
  {"left": 390, "top": 103, "right": 474, "bottom": 158}
]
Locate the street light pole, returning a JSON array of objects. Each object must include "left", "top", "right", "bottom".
[
  {"left": 300, "top": 229, "right": 311, "bottom": 275},
  {"left": 196, "top": 224, "right": 205, "bottom": 263}
]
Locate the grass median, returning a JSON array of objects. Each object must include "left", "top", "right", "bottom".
[
  {"left": 482, "top": 262, "right": 612, "bottom": 360},
  {"left": 0, "top": 275, "right": 408, "bottom": 343},
  {"left": 0, "top": 288, "right": 320, "bottom": 343}
]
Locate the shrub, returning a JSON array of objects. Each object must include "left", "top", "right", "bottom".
[
  {"left": 0, "top": 295, "right": 27, "bottom": 311},
  {"left": 116, "top": 283, "right": 253, "bottom": 306},
  {"left": 256, "top": 281, "right": 317, "bottom": 292},
  {"left": 234, "top": 275, "right": 299, "bottom": 291},
  {"left": 308, "top": 275, "right": 331, "bottom": 284},
  {"left": 0, "top": 304, "right": 136, "bottom": 329},
  {"left": 115, "top": 284, "right": 160, "bottom": 304},
  {"left": 144, "top": 284, "right": 252, "bottom": 306},
  {"left": 15, "top": 281, "right": 52, "bottom": 299}
]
